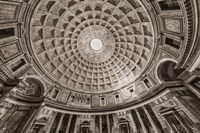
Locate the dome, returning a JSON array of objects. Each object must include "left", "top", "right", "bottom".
[
  {"left": 1, "top": 0, "right": 200, "bottom": 133},
  {"left": 30, "top": 0, "right": 156, "bottom": 93}
]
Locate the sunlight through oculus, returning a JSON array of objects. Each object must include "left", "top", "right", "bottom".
[{"left": 90, "top": 39, "right": 103, "bottom": 52}]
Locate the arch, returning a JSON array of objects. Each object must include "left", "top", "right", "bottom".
[
  {"left": 155, "top": 58, "right": 177, "bottom": 83},
  {"left": 12, "top": 76, "right": 46, "bottom": 99},
  {"left": 157, "top": 60, "right": 185, "bottom": 82},
  {"left": 24, "top": 77, "right": 45, "bottom": 97},
  {"left": 19, "top": 75, "right": 47, "bottom": 95}
]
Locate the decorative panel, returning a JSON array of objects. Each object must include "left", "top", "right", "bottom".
[
  {"left": 162, "top": 17, "right": 183, "bottom": 35},
  {"left": 165, "top": 19, "right": 180, "bottom": 32},
  {"left": 0, "top": 40, "right": 22, "bottom": 62},
  {"left": 135, "top": 84, "right": 147, "bottom": 95},
  {"left": 106, "top": 94, "right": 115, "bottom": 106},
  {"left": 58, "top": 90, "right": 70, "bottom": 103},
  {"left": 91, "top": 95, "right": 100, "bottom": 107},
  {"left": 0, "top": 1, "right": 21, "bottom": 22}
]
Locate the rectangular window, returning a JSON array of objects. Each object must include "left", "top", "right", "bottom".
[
  {"left": 101, "top": 97, "right": 106, "bottom": 106},
  {"left": 158, "top": 0, "right": 180, "bottom": 11},
  {"left": 115, "top": 94, "right": 121, "bottom": 103},
  {"left": 10, "top": 59, "right": 26, "bottom": 72},
  {"left": 144, "top": 79, "right": 152, "bottom": 88},
  {"left": 0, "top": 28, "right": 15, "bottom": 39},
  {"left": 51, "top": 89, "right": 59, "bottom": 99},
  {"left": 165, "top": 37, "right": 180, "bottom": 49}
]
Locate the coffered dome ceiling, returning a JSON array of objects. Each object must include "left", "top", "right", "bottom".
[{"left": 30, "top": 0, "right": 155, "bottom": 93}]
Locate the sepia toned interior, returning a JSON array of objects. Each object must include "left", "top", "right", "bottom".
[{"left": 0, "top": 0, "right": 200, "bottom": 133}]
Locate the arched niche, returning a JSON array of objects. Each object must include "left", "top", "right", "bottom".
[
  {"left": 7, "top": 76, "right": 46, "bottom": 104},
  {"left": 18, "top": 75, "right": 48, "bottom": 96},
  {"left": 157, "top": 60, "right": 185, "bottom": 82},
  {"left": 23, "top": 77, "right": 44, "bottom": 97}
]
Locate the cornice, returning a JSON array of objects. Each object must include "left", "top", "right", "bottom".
[{"left": 44, "top": 81, "right": 183, "bottom": 114}]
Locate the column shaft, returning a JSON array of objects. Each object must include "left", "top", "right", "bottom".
[
  {"left": 135, "top": 109, "right": 148, "bottom": 133},
  {"left": 46, "top": 112, "right": 57, "bottom": 133},
  {"left": 106, "top": 115, "right": 110, "bottom": 133},
  {"left": 113, "top": 114, "right": 119, "bottom": 133},
  {"left": 21, "top": 107, "right": 41, "bottom": 133},
  {"left": 99, "top": 115, "right": 102, "bottom": 133},
  {"left": 151, "top": 107, "right": 169, "bottom": 133},
  {"left": 65, "top": 114, "right": 73, "bottom": 133},
  {"left": 92, "top": 116, "right": 96, "bottom": 133},
  {"left": 55, "top": 113, "right": 64, "bottom": 133},
  {"left": 173, "top": 112, "right": 193, "bottom": 133},
  {"left": 143, "top": 106, "right": 159, "bottom": 133},
  {"left": 129, "top": 112, "right": 137, "bottom": 133},
  {"left": 184, "top": 82, "right": 200, "bottom": 99}
]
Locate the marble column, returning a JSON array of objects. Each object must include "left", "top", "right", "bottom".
[
  {"left": 20, "top": 107, "right": 42, "bottom": 133},
  {"left": 55, "top": 113, "right": 64, "bottom": 133},
  {"left": 106, "top": 115, "right": 110, "bottom": 133},
  {"left": 176, "top": 93, "right": 200, "bottom": 121},
  {"left": 113, "top": 114, "right": 119, "bottom": 133},
  {"left": 184, "top": 79, "right": 200, "bottom": 99},
  {"left": 91, "top": 116, "right": 96, "bottom": 133},
  {"left": 135, "top": 109, "right": 148, "bottom": 133},
  {"left": 151, "top": 107, "right": 169, "bottom": 133},
  {"left": 129, "top": 111, "right": 137, "bottom": 133},
  {"left": 173, "top": 112, "right": 193, "bottom": 133},
  {"left": 65, "top": 114, "right": 73, "bottom": 133},
  {"left": 99, "top": 115, "right": 102, "bottom": 133},
  {"left": 0, "top": 105, "right": 17, "bottom": 132},
  {"left": 143, "top": 106, "right": 159, "bottom": 133},
  {"left": 46, "top": 112, "right": 58, "bottom": 133},
  {"left": 73, "top": 115, "right": 79, "bottom": 133}
]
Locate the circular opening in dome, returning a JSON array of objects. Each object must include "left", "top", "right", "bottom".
[{"left": 90, "top": 39, "right": 103, "bottom": 52}]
